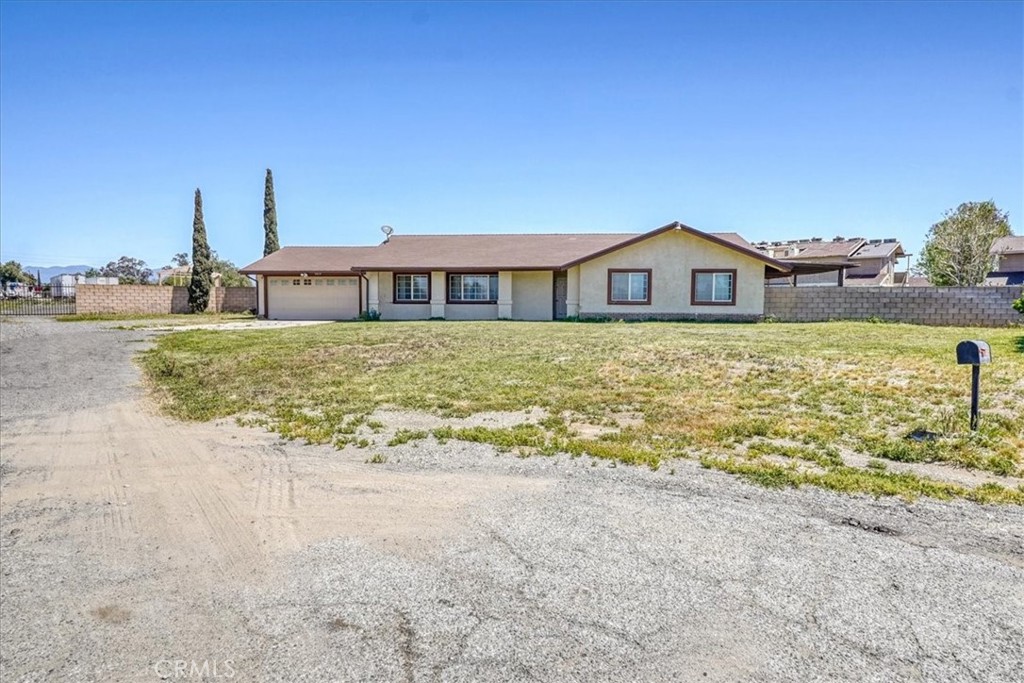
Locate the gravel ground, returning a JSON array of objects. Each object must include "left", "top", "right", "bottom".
[{"left": 1, "top": 317, "right": 1022, "bottom": 682}]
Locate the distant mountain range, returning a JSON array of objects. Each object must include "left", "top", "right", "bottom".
[{"left": 24, "top": 265, "right": 95, "bottom": 282}]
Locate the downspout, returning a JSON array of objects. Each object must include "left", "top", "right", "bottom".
[
  {"left": 359, "top": 272, "right": 368, "bottom": 317},
  {"left": 247, "top": 274, "right": 260, "bottom": 317}
]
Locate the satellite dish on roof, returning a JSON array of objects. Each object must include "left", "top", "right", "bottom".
[{"left": 381, "top": 225, "right": 394, "bottom": 238}]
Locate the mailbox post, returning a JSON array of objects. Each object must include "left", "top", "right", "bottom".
[{"left": 955, "top": 340, "right": 991, "bottom": 431}]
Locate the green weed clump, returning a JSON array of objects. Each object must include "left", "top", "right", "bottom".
[{"left": 140, "top": 320, "right": 1024, "bottom": 505}]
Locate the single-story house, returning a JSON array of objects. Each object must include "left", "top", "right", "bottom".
[{"left": 239, "top": 221, "right": 794, "bottom": 321}]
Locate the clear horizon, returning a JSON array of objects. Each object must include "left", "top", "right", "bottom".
[{"left": 1, "top": 1, "right": 1021, "bottom": 270}]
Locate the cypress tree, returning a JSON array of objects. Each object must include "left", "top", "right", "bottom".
[
  {"left": 188, "top": 188, "right": 213, "bottom": 313},
  {"left": 263, "top": 168, "right": 280, "bottom": 256}
]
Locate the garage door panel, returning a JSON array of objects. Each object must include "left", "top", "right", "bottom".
[{"left": 267, "top": 277, "right": 359, "bottom": 320}]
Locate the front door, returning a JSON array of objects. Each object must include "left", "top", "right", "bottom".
[{"left": 553, "top": 271, "right": 568, "bottom": 320}]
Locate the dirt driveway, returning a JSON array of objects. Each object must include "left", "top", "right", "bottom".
[{"left": 1, "top": 318, "right": 1022, "bottom": 682}]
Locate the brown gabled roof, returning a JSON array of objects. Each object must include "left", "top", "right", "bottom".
[
  {"left": 785, "top": 239, "right": 866, "bottom": 259},
  {"left": 345, "top": 233, "right": 638, "bottom": 271},
  {"left": 710, "top": 232, "right": 755, "bottom": 249},
  {"left": 853, "top": 240, "right": 906, "bottom": 259},
  {"left": 240, "top": 222, "right": 791, "bottom": 274},
  {"left": 239, "top": 246, "right": 378, "bottom": 274},
  {"left": 990, "top": 236, "right": 1024, "bottom": 255}
]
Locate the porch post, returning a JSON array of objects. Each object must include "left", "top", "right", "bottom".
[
  {"left": 497, "top": 271, "right": 513, "bottom": 319},
  {"left": 566, "top": 266, "right": 580, "bottom": 317},
  {"left": 366, "top": 272, "right": 380, "bottom": 314},
  {"left": 430, "top": 271, "right": 446, "bottom": 318}
]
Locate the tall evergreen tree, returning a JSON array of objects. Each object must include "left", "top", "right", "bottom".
[
  {"left": 188, "top": 188, "right": 214, "bottom": 313},
  {"left": 263, "top": 168, "right": 280, "bottom": 256}
]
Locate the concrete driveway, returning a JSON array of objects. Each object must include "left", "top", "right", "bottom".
[{"left": 1, "top": 318, "right": 1022, "bottom": 682}]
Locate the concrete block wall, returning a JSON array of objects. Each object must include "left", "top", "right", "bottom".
[
  {"left": 764, "top": 286, "right": 1023, "bottom": 327},
  {"left": 77, "top": 285, "right": 256, "bottom": 315},
  {"left": 211, "top": 286, "right": 259, "bottom": 313}
]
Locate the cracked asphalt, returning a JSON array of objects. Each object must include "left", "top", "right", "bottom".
[{"left": 1, "top": 318, "right": 1022, "bottom": 682}]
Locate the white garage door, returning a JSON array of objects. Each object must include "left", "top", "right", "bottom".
[{"left": 267, "top": 277, "right": 360, "bottom": 320}]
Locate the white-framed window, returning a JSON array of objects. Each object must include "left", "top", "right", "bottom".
[
  {"left": 608, "top": 270, "right": 650, "bottom": 304},
  {"left": 292, "top": 278, "right": 301, "bottom": 286},
  {"left": 326, "top": 279, "right": 335, "bottom": 286},
  {"left": 448, "top": 273, "right": 498, "bottom": 302},
  {"left": 692, "top": 270, "right": 735, "bottom": 305},
  {"left": 303, "top": 279, "right": 312, "bottom": 286},
  {"left": 394, "top": 273, "right": 429, "bottom": 302},
  {"left": 314, "top": 279, "right": 323, "bottom": 286}
]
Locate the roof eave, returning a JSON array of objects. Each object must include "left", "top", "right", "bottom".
[
  {"left": 559, "top": 221, "right": 792, "bottom": 272},
  {"left": 349, "top": 264, "right": 565, "bottom": 272}
]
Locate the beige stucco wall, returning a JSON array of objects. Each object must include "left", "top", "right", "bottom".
[
  {"left": 997, "top": 253, "right": 1024, "bottom": 271},
  {"left": 511, "top": 271, "right": 553, "bottom": 321},
  {"left": 445, "top": 303, "right": 498, "bottom": 320},
  {"left": 578, "top": 229, "right": 766, "bottom": 317},
  {"left": 851, "top": 257, "right": 884, "bottom": 276},
  {"left": 365, "top": 270, "right": 553, "bottom": 321},
  {"left": 375, "top": 271, "right": 433, "bottom": 320}
]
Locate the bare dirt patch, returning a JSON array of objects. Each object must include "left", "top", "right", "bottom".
[{"left": 3, "top": 319, "right": 1023, "bottom": 682}]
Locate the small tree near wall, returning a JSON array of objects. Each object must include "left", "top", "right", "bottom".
[
  {"left": 188, "top": 189, "right": 214, "bottom": 313},
  {"left": 917, "top": 201, "right": 1012, "bottom": 286}
]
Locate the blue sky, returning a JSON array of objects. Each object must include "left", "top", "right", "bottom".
[{"left": 1, "top": 1, "right": 1020, "bottom": 270}]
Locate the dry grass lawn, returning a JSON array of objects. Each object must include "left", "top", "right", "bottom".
[{"left": 141, "top": 321, "right": 1024, "bottom": 504}]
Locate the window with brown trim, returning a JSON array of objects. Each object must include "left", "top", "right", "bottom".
[
  {"left": 448, "top": 273, "right": 498, "bottom": 303},
  {"left": 691, "top": 269, "right": 736, "bottom": 305},
  {"left": 393, "top": 273, "right": 430, "bottom": 303},
  {"left": 607, "top": 269, "right": 651, "bottom": 305}
]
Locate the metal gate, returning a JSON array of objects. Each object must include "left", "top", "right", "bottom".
[{"left": 0, "top": 287, "right": 76, "bottom": 316}]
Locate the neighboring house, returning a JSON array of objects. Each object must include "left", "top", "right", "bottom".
[
  {"left": 985, "top": 236, "right": 1024, "bottom": 286},
  {"left": 754, "top": 237, "right": 908, "bottom": 286},
  {"left": 239, "top": 222, "right": 792, "bottom": 321},
  {"left": 49, "top": 274, "right": 119, "bottom": 298}
]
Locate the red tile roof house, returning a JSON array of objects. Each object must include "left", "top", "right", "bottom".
[{"left": 239, "top": 222, "right": 793, "bottom": 321}]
